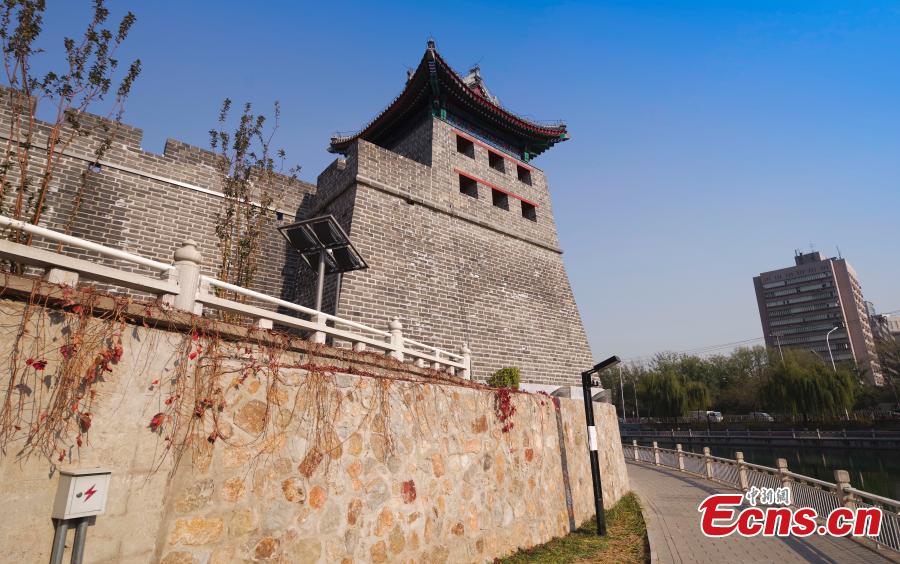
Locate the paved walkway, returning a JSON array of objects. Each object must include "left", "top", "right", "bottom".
[{"left": 627, "top": 461, "right": 893, "bottom": 563}]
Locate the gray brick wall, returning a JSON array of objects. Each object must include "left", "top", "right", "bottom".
[
  {"left": 308, "top": 116, "right": 595, "bottom": 385},
  {"left": 0, "top": 88, "right": 315, "bottom": 305},
  {"left": 0, "top": 90, "right": 594, "bottom": 386}
]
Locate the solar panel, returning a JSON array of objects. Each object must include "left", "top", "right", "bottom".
[{"left": 279, "top": 215, "right": 368, "bottom": 275}]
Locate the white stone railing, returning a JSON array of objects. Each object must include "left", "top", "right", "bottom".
[
  {"left": 0, "top": 214, "right": 471, "bottom": 378},
  {"left": 625, "top": 441, "right": 900, "bottom": 555}
]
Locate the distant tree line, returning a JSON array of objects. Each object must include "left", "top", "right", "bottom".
[{"left": 601, "top": 344, "right": 899, "bottom": 422}]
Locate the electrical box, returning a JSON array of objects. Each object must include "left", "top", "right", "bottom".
[{"left": 51, "top": 468, "right": 112, "bottom": 520}]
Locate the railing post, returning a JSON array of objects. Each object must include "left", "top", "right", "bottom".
[
  {"left": 652, "top": 441, "right": 660, "bottom": 466},
  {"left": 688, "top": 428, "right": 692, "bottom": 438},
  {"left": 736, "top": 451, "right": 749, "bottom": 492},
  {"left": 311, "top": 313, "right": 327, "bottom": 344},
  {"left": 352, "top": 341, "right": 366, "bottom": 352},
  {"left": 44, "top": 268, "right": 79, "bottom": 287},
  {"left": 171, "top": 240, "right": 201, "bottom": 312},
  {"left": 703, "top": 446, "right": 713, "bottom": 479},
  {"left": 632, "top": 439, "right": 639, "bottom": 461},
  {"left": 834, "top": 470, "right": 856, "bottom": 510},
  {"left": 676, "top": 443, "right": 685, "bottom": 471},
  {"left": 461, "top": 342, "right": 471, "bottom": 380},
  {"left": 816, "top": 428, "right": 821, "bottom": 439},
  {"left": 776, "top": 458, "right": 792, "bottom": 500},
  {"left": 388, "top": 317, "right": 404, "bottom": 361}
]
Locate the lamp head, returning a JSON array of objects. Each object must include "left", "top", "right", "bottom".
[{"left": 592, "top": 356, "right": 621, "bottom": 374}]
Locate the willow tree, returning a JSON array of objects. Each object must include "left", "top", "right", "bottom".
[
  {"left": 760, "top": 350, "right": 855, "bottom": 423},
  {"left": 0, "top": 0, "right": 141, "bottom": 247},
  {"left": 637, "top": 369, "right": 685, "bottom": 418}
]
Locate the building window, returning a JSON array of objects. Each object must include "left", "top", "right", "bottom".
[
  {"left": 459, "top": 174, "right": 478, "bottom": 198},
  {"left": 517, "top": 164, "right": 532, "bottom": 185},
  {"left": 491, "top": 189, "right": 509, "bottom": 210},
  {"left": 489, "top": 150, "right": 505, "bottom": 173},
  {"left": 456, "top": 135, "right": 474, "bottom": 159},
  {"left": 521, "top": 201, "right": 537, "bottom": 221}
]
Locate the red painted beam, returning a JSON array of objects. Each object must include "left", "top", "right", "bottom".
[
  {"left": 453, "top": 168, "right": 538, "bottom": 207},
  {"left": 450, "top": 128, "right": 535, "bottom": 171}
]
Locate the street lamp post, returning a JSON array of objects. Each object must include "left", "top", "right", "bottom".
[
  {"left": 581, "top": 355, "right": 621, "bottom": 537},
  {"left": 618, "top": 366, "right": 626, "bottom": 421},
  {"left": 825, "top": 326, "right": 839, "bottom": 372},
  {"left": 771, "top": 333, "right": 784, "bottom": 362}
]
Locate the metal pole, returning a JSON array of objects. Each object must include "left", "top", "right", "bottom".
[
  {"left": 633, "top": 377, "right": 639, "bottom": 420},
  {"left": 581, "top": 371, "right": 607, "bottom": 536},
  {"left": 49, "top": 519, "right": 69, "bottom": 564},
  {"left": 333, "top": 272, "right": 343, "bottom": 315},
  {"left": 70, "top": 518, "right": 89, "bottom": 564},
  {"left": 826, "top": 327, "right": 838, "bottom": 371},
  {"left": 314, "top": 249, "right": 326, "bottom": 311},
  {"left": 772, "top": 334, "right": 784, "bottom": 362},
  {"left": 618, "top": 367, "right": 625, "bottom": 421}
]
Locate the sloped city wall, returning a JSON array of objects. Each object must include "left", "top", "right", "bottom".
[{"left": 0, "top": 282, "right": 628, "bottom": 563}]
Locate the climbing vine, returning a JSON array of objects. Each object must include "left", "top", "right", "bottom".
[
  {"left": 0, "top": 277, "right": 490, "bottom": 475},
  {"left": 494, "top": 387, "right": 517, "bottom": 432}
]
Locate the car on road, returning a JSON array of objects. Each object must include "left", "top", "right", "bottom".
[
  {"left": 750, "top": 411, "right": 774, "bottom": 422},
  {"left": 689, "top": 410, "right": 723, "bottom": 423}
]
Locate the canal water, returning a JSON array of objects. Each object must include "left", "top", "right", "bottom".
[{"left": 678, "top": 444, "right": 900, "bottom": 500}]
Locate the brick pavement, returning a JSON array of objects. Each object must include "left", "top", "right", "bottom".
[{"left": 627, "top": 461, "right": 894, "bottom": 563}]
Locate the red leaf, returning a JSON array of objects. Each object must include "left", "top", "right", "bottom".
[
  {"left": 72, "top": 305, "right": 83, "bottom": 315},
  {"left": 32, "top": 359, "right": 47, "bottom": 370},
  {"left": 148, "top": 413, "right": 165, "bottom": 432},
  {"left": 150, "top": 379, "right": 159, "bottom": 386},
  {"left": 78, "top": 413, "right": 92, "bottom": 433},
  {"left": 58, "top": 450, "right": 65, "bottom": 462},
  {"left": 164, "top": 396, "right": 174, "bottom": 405},
  {"left": 188, "top": 351, "right": 198, "bottom": 360},
  {"left": 191, "top": 332, "right": 199, "bottom": 342}
]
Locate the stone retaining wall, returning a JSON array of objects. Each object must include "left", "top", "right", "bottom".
[{"left": 0, "top": 293, "right": 628, "bottom": 563}]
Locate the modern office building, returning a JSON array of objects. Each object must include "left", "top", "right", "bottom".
[
  {"left": 888, "top": 316, "right": 900, "bottom": 343},
  {"left": 867, "top": 302, "right": 894, "bottom": 344},
  {"left": 753, "top": 251, "right": 883, "bottom": 384}
]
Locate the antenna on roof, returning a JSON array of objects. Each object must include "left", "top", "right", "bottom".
[{"left": 836, "top": 245, "right": 842, "bottom": 259}]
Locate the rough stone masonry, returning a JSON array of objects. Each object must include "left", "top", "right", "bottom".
[{"left": 0, "top": 290, "right": 628, "bottom": 563}]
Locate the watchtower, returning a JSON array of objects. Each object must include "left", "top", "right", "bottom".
[{"left": 302, "top": 41, "right": 594, "bottom": 385}]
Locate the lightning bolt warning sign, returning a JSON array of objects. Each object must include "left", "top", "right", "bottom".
[{"left": 83, "top": 484, "right": 97, "bottom": 501}]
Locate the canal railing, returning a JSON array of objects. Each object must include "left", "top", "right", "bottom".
[
  {"left": 623, "top": 428, "right": 900, "bottom": 439},
  {"left": 625, "top": 440, "right": 900, "bottom": 557},
  {"left": 620, "top": 428, "right": 900, "bottom": 450}
]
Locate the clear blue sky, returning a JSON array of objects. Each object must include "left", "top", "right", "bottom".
[{"left": 42, "top": 1, "right": 900, "bottom": 362}]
